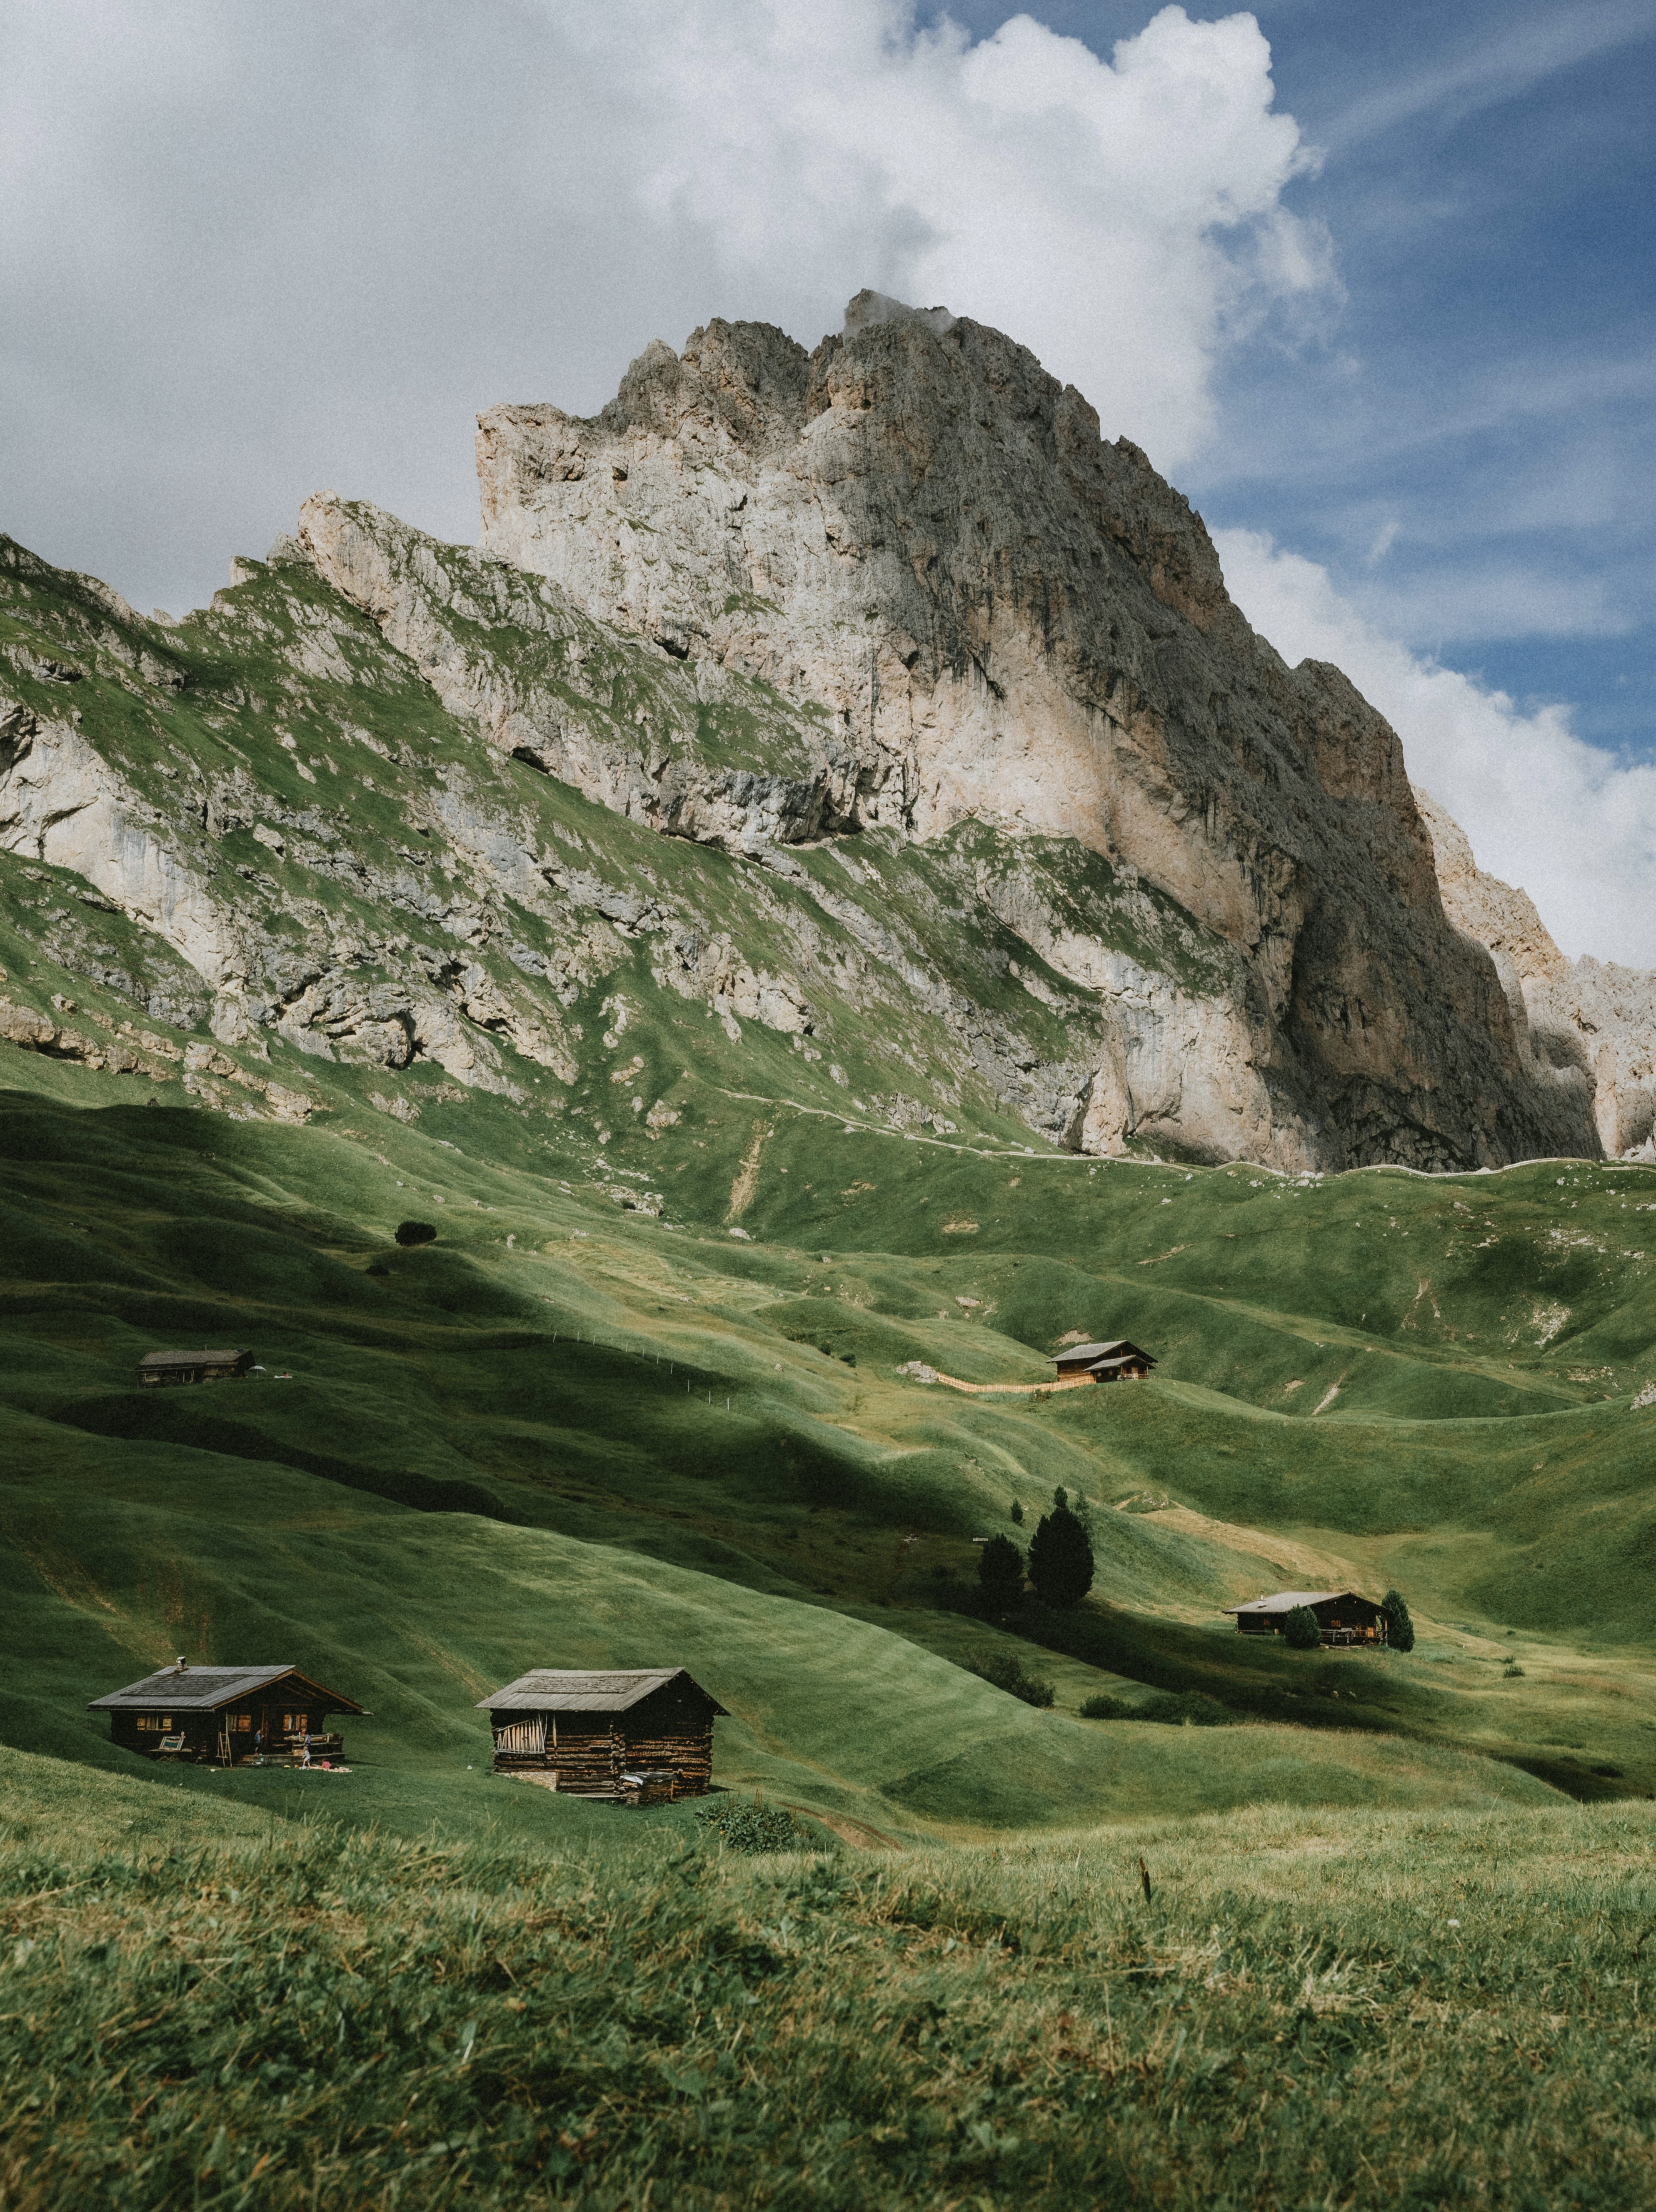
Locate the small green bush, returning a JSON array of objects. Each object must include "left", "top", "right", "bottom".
[
  {"left": 394, "top": 1220, "right": 437, "bottom": 1247},
  {"left": 694, "top": 1796, "right": 803, "bottom": 1853},
  {"left": 1283, "top": 1606, "right": 1322, "bottom": 1651},
  {"left": 966, "top": 1649, "right": 1054, "bottom": 1707}
]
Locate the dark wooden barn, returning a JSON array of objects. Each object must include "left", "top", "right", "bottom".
[
  {"left": 479, "top": 1668, "right": 727, "bottom": 1803},
  {"left": 137, "top": 1348, "right": 254, "bottom": 1387},
  {"left": 1224, "top": 1591, "right": 1389, "bottom": 1646},
  {"left": 89, "top": 1662, "right": 366, "bottom": 1764},
  {"left": 1052, "top": 1338, "right": 1157, "bottom": 1383}
]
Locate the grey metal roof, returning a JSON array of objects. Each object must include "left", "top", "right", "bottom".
[
  {"left": 137, "top": 1348, "right": 250, "bottom": 1368},
  {"left": 1054, "top": 1339, "right": 1154, "bottom": 1363},
  {"left": 88, "top": 1664, "right": 365, "bottom": 1713},
  {"left": 1088, "top": 1353, "right": 1151, "bottom": 1371},
  {"left": 478, "top": 1668, "right": 728, "bottom": 1715},
  {"left": 1223, "top": 1591, "right": 1376, "bottom": 1616}
]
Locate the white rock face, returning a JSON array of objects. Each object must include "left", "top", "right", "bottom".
[
  {"left": 1416, "top": 786, "right": 1656, "bottom": 1158},
  {"left": 470, "top": 299, "right": 1599, "bottom": 1170},
  {"left": 0, "top": 693, "right": 242, "bottom": 986}
]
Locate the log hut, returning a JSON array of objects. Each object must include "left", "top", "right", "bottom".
[
  {"left": 88, "top": 1661, "right": 366, "bottom": 1764},
  {"left": 1224, "top": 1591, "right": 1389, "bottom": 1646},
  {"left": 479, "top": 1669, "right": 727, "bottom": 1803},
  {"left": 1051, "top": 1338, "right": 1157, "bottom": 1383},
  {"left": 137, "top": 1348, "right": 254, "bottom": 1387}
]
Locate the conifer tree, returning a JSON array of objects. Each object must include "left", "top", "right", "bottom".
[
  {"left": 1027, "top": 1488, "right": 1095, "bottom": 1608},
  {"left": 1282, "top": 1605, "right": 1322, "bottom": 1650},
  {"left": 1381, "top": 1589, "right": 1416, "bottom": 1651},
  {"left": 977, "top": 1534, "right": 1025, "bottom": 1615}
]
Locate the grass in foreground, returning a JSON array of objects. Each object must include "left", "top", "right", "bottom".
[{"left": 2, "top": 1748, "right": 1653, "bottom": 2210}]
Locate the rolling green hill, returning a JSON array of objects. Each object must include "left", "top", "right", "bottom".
[{"left": 5, "top": 1033, "right": 1656, "bottom": 1826}]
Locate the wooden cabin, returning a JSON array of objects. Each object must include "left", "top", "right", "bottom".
[
  {"left": 479, "top": 1668, "right": 727, "bottom": 1803},
  {"left": 137, "top": 1348, "right": 254, "bottom": 1388},
  {"left": 1224, "top": 1591, "right": 1389, "bottom": 1646},
  {"left": 89, "top": 1662, "right": 366, "bottom": 1764},
  {"left": 1052, "top": 1338, "right": 1157, "bottom": 1383}
]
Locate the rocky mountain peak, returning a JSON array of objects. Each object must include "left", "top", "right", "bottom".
[{"left": 2, "top": 295, "right": 1641, "bottom": 1173}]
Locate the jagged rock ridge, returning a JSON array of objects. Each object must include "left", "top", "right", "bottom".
[{"left": 0, "top": 293, "right": 1630, "bottom": 1169}]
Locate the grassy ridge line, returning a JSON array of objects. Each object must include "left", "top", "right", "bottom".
[{"left": 0, "top": 1744, "right": 1650, "bottom": 2210}]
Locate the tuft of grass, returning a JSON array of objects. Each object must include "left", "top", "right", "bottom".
[{"left": 695, "top": 1793, "right": 807, "bottom": 1853}]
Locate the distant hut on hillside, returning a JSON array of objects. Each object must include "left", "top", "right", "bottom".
[
  {"left": 1224, "top": 1591, "right": 1388, "bottom": 1647},
  {"left": 480, "top": 1668, "right": 727, "bottom": 1805},
  {"left": 89, "top": 1662, "right": 366, "bottom": 1764},
  {"left": 137, "top": 1348, "right": 254, "bottom": 1388},
  {"left": 1052, "top": 1338, "right": 1157, "bottom": 1384}
]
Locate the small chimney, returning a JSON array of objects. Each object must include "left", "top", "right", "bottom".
[{"left": 174, "top": 1655, "right": 187, "bottom": 1673}]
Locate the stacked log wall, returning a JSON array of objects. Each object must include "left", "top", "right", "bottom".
[{"left": 490, "top": 1717, "right": 715, "bottom": 1797}]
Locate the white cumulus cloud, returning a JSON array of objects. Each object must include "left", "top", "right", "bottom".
[
  {"left": 1215, "top": 527, "right": 1656, "bottom": 967},
  {"left": 0, "top": 2, "right": 1329, "bottom": 613},
  {"left": 575, "top": 0, "right": 1330, "bottom": 469}
]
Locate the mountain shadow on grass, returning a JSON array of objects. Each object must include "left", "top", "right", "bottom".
[{"left": 57, "top": 1394, "right": 521, "bottom": 1522}]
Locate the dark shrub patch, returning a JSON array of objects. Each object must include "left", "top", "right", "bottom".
[
  {"left": 966, "top": 1649, "right": 1054, "bottom": 1707},
  {"left": 395, "top": 1220, "right": 438, "bottom": 1247},
  {"left": 1082, "top": 1690, "right": 1238, "bottom": 1727}
]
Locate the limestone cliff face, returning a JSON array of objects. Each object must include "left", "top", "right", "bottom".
[
  {"left": 1416, "top": 787, "right": 1656, "bottom": 1159},
  {"left": 0, "top": 299, "right": 1618, "bottom": 1172},
  {"left": 475, "top": 294, "right": 1596, "bottom": 1170}
]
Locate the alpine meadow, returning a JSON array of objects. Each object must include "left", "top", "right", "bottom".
[{"left": 4, "top": 292, "right": 1656, "bottom": 2210}]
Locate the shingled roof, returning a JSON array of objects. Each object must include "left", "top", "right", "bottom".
[
  {"left": 137, "top": 1349, "right": 252, "bottom": 1370},
  {"left": 88, "top": 1665, "right": 365, "bottom": 1713},
  {"left": 478, "top": 1668, "right": 729, "bottom": 1715},
  {"left": 1223, "top": 1591, "right": 1376, "bottom": 1616},
  {"left": 1053, "top": 1339, "right": 1156, "bottom": 1367}
]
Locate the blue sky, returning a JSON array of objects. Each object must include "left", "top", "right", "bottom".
[
  {"left": 3, "top": 1, "right": 1654, "bottom": 953},
  {"left": 932, "top": 0, "right": 1656, "bottom": 758}
]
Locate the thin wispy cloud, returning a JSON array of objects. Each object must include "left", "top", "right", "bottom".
[{"left": 1322, "top": 0, "right": 1656, "bottom": 149}]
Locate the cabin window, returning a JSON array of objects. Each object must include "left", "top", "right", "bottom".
[
  {"left": 230, "top": 1714, "right": 252, "bottom": 1732},
  {"left": 283, "top": 1712, "right": 308, "bottom": 1733},
  {"left": 137, "top": 1716, "right": 173, "bottom": 1731}
]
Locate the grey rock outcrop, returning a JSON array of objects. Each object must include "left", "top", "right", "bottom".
[
  {"left": 474, "top": 298, "right": 1598, "bottom": 1169},
  {"left": 1416, "top": 787, "right": 1656, "bottom": 1158}
]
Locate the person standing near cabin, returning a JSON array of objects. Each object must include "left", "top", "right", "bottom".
[
  {"left": 252, "top": 1723, "right": 264, "bottom": 1762},
  {"left": 298, "top": 1727, "right": 312, "bottom": 1768}
]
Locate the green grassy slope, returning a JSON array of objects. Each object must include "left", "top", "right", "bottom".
[
  {"left": 2, "top": 1747, "right": 1652, "bottom": 2210},
  {"left": 3, "top": 1040, "right": 1654, "bottom": 1822}
]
